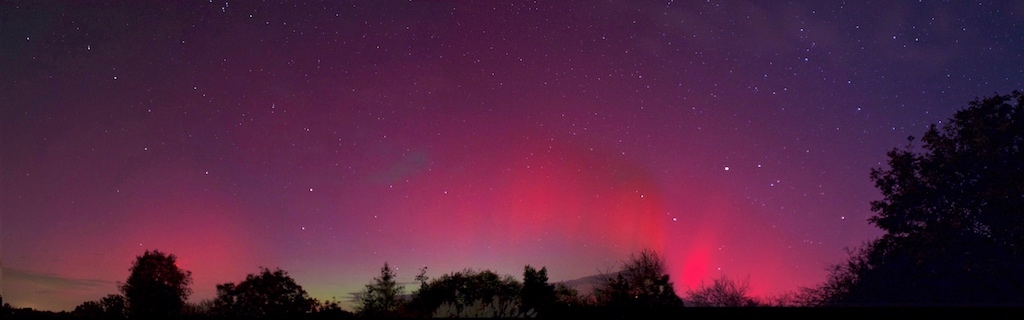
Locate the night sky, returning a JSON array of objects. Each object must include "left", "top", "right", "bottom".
[{"left": 3, "top": 1, "right": 1023, "bottom": 312}]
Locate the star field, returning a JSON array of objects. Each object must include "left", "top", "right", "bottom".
[{"left": 2, "top": 1, "right": 1023, "bottom": 311}]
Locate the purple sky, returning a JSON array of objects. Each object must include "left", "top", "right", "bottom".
[{"left": 3, "top": 1, "right": 1023, "bottom": 311}]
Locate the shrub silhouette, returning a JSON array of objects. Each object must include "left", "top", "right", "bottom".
[{"left": 686, "top": 275, "right": 757, "bottom": 307}]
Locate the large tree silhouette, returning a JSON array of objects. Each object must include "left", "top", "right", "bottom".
[
  {"left": 212, "top": 267, "right": 318, "bottom": 319},
  {"left": 592, "top": 249, "right": 683, "bottom": 314},
  {"left": 119, "top": 250, "right": 192, "bottom": 319},
  {"left": 807, "top": 91, "right": 1024, "bottom": 306},
  {"left": 356, "top": 262, "right": 405, "bottom": 318},
  {"left": 406, "top": 268, "right": 522, "bottom": 317},
  {"left": 520, "top": 265, "right": 555, "bottom": 316}
]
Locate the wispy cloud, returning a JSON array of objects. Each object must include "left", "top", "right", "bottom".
[{"left": 5, "top": 268, "right": 115, "bottom": 292}]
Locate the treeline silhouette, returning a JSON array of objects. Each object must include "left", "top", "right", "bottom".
[
  {"left": 796, "top": 91, "right": 1024, "bottom": 306},
  {"left": 4, "top": 91, "right": 1022, "bottom": 318},
  {"left": 25, "top": 249, "right": 773, "bottom": 319}
]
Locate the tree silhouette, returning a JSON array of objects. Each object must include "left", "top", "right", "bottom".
[
  {"left": 212, "top": 267, "right": 318, "bottom": 319},
  {"left": 520, "top": 265, "right": 555, "bottom": 316},
  {"left": 74, "top": 294, "right": 128, "bottom": 320},
  {"left": 807, "top": 91, "right": 1024, "bottom": 306},
  {"left": 592, "top": 249, "right": 683, "bottom": 314},
  {"left": 356, "top": 262, "right": 404, "bottom": 318},
  {"left": 686, "top": 275, "right": 757, "bottom": 307},
  {"left": 310, "top": 298, "right": 354, "bottom": 319},
  {"left": 75, "top": 301, "right": 106, "bottom": 318},
  {"left": 431, "top": 295, "right": 535, "bottom": 318},
  {"left": 182, "top": 299, "right": 215, "bottom": 318},
  {"left": 414, "top": 266, "right": 429, "bottom": 288},
  {"left": 406, "top": 269, "right": 522, "bottom": 317},
  {"left": 552, "top": 282, "right": 584, "bottom": 308},
  {"left": 119, "top": 250, "right": 192, "bottom": 319}
]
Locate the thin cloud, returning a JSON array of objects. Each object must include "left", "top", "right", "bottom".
[{"left": 5, "top": 268, "right": 115, "bottom": 292}]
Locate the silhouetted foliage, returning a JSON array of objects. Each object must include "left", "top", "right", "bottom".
[
  {"left": 795, "top": 245, "right": 871, "bottom": 306},
  {"left": 523, "top": 267, "right": 588, "bottom": 317},
  {"left": 757, "top": 291, "right": 801, "bottom": 307},
  {"left": 686, "top": 275, "right": 757, "bottom": 307},
  {"left": 4, "top": 308, "right": 70, "bottom": 320},
  {"left": 520, "top": 265, "right": 555, "bottom": 316},
  {"left": 309, "top": 299, "right": 355, "bottom": 319},
  {"left": 73, "top": 294, "right": 127, "bottom": 320},
  {"left": 212, "top": 267, "right": 318, "bottom": 319},
  {"left": 414, "top": 266, "right": 429, "bottom": 288},
  {"left": 432, "top": 296, "right": 536, "bottom": 318},
  {"left": 119, "top": 250, "right": 192, "bottom": 319},
  {"left": 592, "top": 249, "right": 683, "bottom": 315},
  {"left": 181, "top": 299, "right": 215, "bottom": 319},
  {"left": 805, "top": 91, "right": 1024, "bottom": 306},
  {"left": 356, "top": 263, "right": 404, "bottom": 318},
  {"left": 74, "top": 302, "right": 104, "bottom": 319},
  {"left": 406, "top": 269, "right": 522, "bottom": 317},
  {"left": 552, "top": 283, "right": 585, "bottom": 307}
]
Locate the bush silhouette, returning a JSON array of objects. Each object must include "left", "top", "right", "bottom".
[{"left": 686, "top": 275, "right": 757, "bottom": 307}]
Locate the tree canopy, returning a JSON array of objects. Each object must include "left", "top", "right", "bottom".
[
  {"left": 592, "top": 249, "right": 683, "bottom": 314},
  {"left": 406, "top": 268, "right": 523, "bottom": 317},
  {"left": 356, "top": 262, "right": 405, "bottom": 318},
  {"left": 120, "top": 250, "right": 192, "bottom": 319},
  {"left": 871, "top": 91, "right": 1024, "bottom": 246},
  {"left": 73, "top": 294, "right": 128, "bottom": 320},
  {"left": 212, "top": 267, "right": 319, "bottom": 319},
  {"left": 520, "top": 265, "right": 555, "bottom": 315},
  {"left": 806, "top": 91, "right": 1024, "bottom": 306}
]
